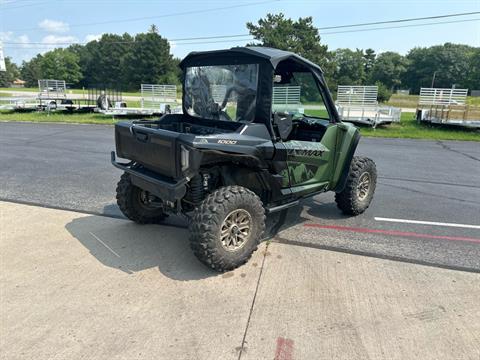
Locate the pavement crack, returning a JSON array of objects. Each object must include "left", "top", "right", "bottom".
[
  {"left": 378, "top": 176, "right": 480, "bottom": 189},
  {"left": 379, "top": 182, "right": 479, "bottom": 205},
  {"left": 24, "top": 129, "right": 73, "bottom": 145},
  {"left": 237, "top": 242, "right": 269, "bottom": 360},
  {"left": 436, "top": 140, "right": 480, "bottom": 162},
  {"left": 272, "top": 237, "right": 480, "bottom": 274}
]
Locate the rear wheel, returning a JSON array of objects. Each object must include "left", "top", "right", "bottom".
[
  {"left": 189, "top": 186, "right": 265, "bottom": 272},
  {"left": 335, "top": 156, "right": 377, "bottom": 215},
  {"left": 116, "top": 172, "right": 167, "bottom": 224}
]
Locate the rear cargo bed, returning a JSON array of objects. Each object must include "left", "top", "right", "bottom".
[{"left": 115, "top": 122, "right": 183, "bottom": 179}]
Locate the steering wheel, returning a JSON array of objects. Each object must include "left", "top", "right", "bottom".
[
  {"left": 218, "top": 86, "right": 238, "bottom": 121},
  {"left": 218, "top": 104, "right": 232, "bottom": 121}
]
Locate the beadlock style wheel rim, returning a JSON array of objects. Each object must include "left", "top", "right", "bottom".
[
  {"left": 357, "top": 172, "right": 371, "bottom": 201},
  {"left": 220, "top": 209, "right": 252, "bottom": 251}
]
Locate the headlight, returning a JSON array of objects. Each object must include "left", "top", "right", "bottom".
[{"left": 181, "top": 145, "right": 190, "bottom": 172}]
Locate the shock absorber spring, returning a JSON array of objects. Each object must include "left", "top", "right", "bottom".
[{"left": 189, "top": 175, "right": 204, "bottom": 205}]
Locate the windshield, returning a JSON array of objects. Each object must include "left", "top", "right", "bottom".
[{"left": 184, "top": 64, "right": 259, "bottom": 122}]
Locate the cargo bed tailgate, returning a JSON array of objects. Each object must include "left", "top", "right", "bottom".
[{"left": 115, "top": 122, "right": 181, "bottom": 179}]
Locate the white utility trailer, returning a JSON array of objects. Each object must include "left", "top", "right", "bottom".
[
  {"left": 0, "top": 79, "right": 65, "bottom": 111},
  {"left": 99, "top": 84, "right": 178, "bottom": 116},
  {"left": 416, "top": 88, "right": 479, "bottom": 128},
  {"left": 210, "top": 85, "right": 303, "bottom": 112},
  {"left": 272, "top": 86, "right": 302, "bottom": 112},
  {"left": 336, "top": 85, "right": 401, "bottom": 127},
  {"left": 37, "top": 79, "right": 71, "bottom": 111},
  {"left": 0, "top": 96, "right": 38, "bottom": 111}
]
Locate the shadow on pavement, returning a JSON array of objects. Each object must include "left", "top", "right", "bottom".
[
  {"left": 303, "top": 197, "right": 350, "bottom": 221},
  {"left": 65, "top": 215, "right": 217, "bottom": 281},
  {"left": 65, "top": 196, "right": 348, "bottom": 281},
  {"left": 101, "top": 203, "right": 124, "bottom": 218}
]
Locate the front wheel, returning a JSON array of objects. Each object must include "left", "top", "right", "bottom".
[
  {"left": 189, "top": 186, "right": 265, "bottom": 272},
  {"left": 335, "top": 156, "right": 377, "bottom": 215}
]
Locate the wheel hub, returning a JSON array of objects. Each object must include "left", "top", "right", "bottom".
[
  {"left": 356, "top": 172, "right": 371, "bottom": 201},
  {"left": 138, "top": 190, "right": 161, "bottom": 209},
  {"left": 220, "top": 209, "right": 252, "bottom": 251}
]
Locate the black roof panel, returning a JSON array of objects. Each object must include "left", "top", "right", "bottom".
[{"left": 179, "top": 46, "right": 323, "bottom": 73}]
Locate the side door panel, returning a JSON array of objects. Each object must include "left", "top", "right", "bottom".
[{"left": 284, "top": 125, "right": 339, "bottom": 196}]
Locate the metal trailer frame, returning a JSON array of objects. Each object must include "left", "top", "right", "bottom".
[
  {"left": 38, "top": 79, "right": 68, "bottom": 110},
  {"left": 37, "top": 81, "right": 123, "bottom": 113},
  {"left": 141, "top": 84, "right": 177, "bottom": 108},
  {"left": 418, "top": 87, "right": 468, "bottom": 106},
  {"left": 211, "top": 85, "right": 303, "bottom": 111},
  {"left": 0, "top": 97, "right": 38, "bottom": 111},
  {"left": 89, "top": 87, "right": 123, "bottom": 109},
  {"left": 211, "top": 84, "right": 228, "bottom": 103},
  {"left": 337, "top": 105, "right": 402, "bottom": 127},
  {"left": 335, "top": 85, "right": 401, "bottom": 127},
  {"left": 416, "top": 88, "right": 479, "bottom": 128},
  {"left": 37, "top": 79, "right": 98, "bottom": 112},
  {"left": 272, "top": 86, "right": 302, "bottom": 112},
  {"left": 99, "top": 84, "right": 178, "bottom": 117}
]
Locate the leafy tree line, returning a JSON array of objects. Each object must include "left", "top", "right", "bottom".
[
  {"left": 0, "top": 57, "right": 21, "bottom": 87},
  {"left": 247, "top": 13, "right": 480, "bottom": 98},
  {"left": 2, "top": 16, "right": 479, "bottom": 96},
  {"left": 15, "top": 25, "right": 180, "bottom": 91}
]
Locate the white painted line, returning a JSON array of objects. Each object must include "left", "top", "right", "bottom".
[
  {"left": 374, "top": 217, "right": 480, "bottom": 230},
  {"left": 89, "top": 232, "right": 121, "bottom": 257}
]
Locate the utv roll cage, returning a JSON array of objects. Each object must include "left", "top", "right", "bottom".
[{"left": 179, "top": 46, "right": 340, "bottom": 132}]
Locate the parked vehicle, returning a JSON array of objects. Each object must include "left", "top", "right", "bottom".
[{"left": 111, "top": 47, "right": 377, "bottom": 271}]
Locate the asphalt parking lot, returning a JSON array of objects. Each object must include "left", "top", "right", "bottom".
[
  {"left": 1, "top": 121, "right": 480, "bottom": 359},
  {"left": 1, "top": 122, "right": 479, "bottom": 271}
]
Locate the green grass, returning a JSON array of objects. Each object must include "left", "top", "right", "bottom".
[
  {"left": 386, "top": 94, "right": 480, "bottom": 108},
  {"left": 306, "top": 111, "right": 479, "bottom": 141},
  {"left": 0, "top": 87, "right": 39, "bottom": 93},
  {"left": 386, "top": 94, "right": 419, "bottom": 108},
  {"left": 125, "top": 100, "right": 141, "bottom": 108},
  {"left": 0, "top": 87, "right": 183, "bottom": 99},
  {"left": 0, "top": 87, "right": 143, "bottom": 97},
  {"left": 2, "top": 108, "right": 479, "bottom": 141},
  {"left": 0, "top": 110, "right": 116, "bottom": 124},
  {"left": 467, "top": 96, "right": 480, "bottom": 106},
  {"left": 360, "top": 113, "right": 479, "bottom": 141}
]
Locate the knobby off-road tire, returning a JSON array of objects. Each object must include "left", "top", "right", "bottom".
[
  {"left": 189, "top": 186, "right": 266, "bottom": 272},
  {"left": 335, "top": 156, "right": 377, "bottom": 215},
  {"left": 116, "top": 172, "right": 167, "bottom": 224}
]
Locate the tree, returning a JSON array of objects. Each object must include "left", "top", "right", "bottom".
[
  {"left": 79, "top": 33, "right": 133, "bottom": 88},
  {"left": 375, "top": 81, "right": 392, "bottom": 102},
  {"left": 149, "top": 24, "right": 159, "bottom": 34},
  {"left": 369, "top": 52, "right": 408, "bottom": 90},
  {"left": 246, "top": 13, "right": 334, "bottom": 80},
  {"left": 332, "top": 48, "right": 366, "bottom": 86},
  {"left": 123, "top": 31, "right": 178, "bottom": 90},
  {"left": 39, "top": 48, "right": 82, "bottom": 84},
  {"left": 363, "top": 48, "right": 376, "bottom": 77},
  {"left": 466, "top": 48, "right": 480, "bottom": 91},
  {"left": 0, "top": 57, "right": 20, "bottom": 87},
  {"left": 402, "top": 43, "right": 474, "bottom": 93},
  {"left": 20, "top": 55, "right": 43, "bottom": 87}
]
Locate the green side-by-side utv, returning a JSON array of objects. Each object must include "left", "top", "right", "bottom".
[{"left": 111, "top": 47, "right": 377, "bottom": 271}]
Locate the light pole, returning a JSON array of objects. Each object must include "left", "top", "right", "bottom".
[{"left": 431, "top": 71, "right": 437, "bottom": 88}]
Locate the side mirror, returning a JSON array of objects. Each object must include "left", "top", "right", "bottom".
[{"left": 273, "top": 111, "right": 293, "bottom": 141}]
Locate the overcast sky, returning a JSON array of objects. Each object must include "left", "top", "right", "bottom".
[{"left": 1, "top": 0, "right": 479, "bottom": 64}]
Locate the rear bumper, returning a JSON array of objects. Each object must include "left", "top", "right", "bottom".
[{"left": 111, "top": 151, "right": 187, "bottom": 203}]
